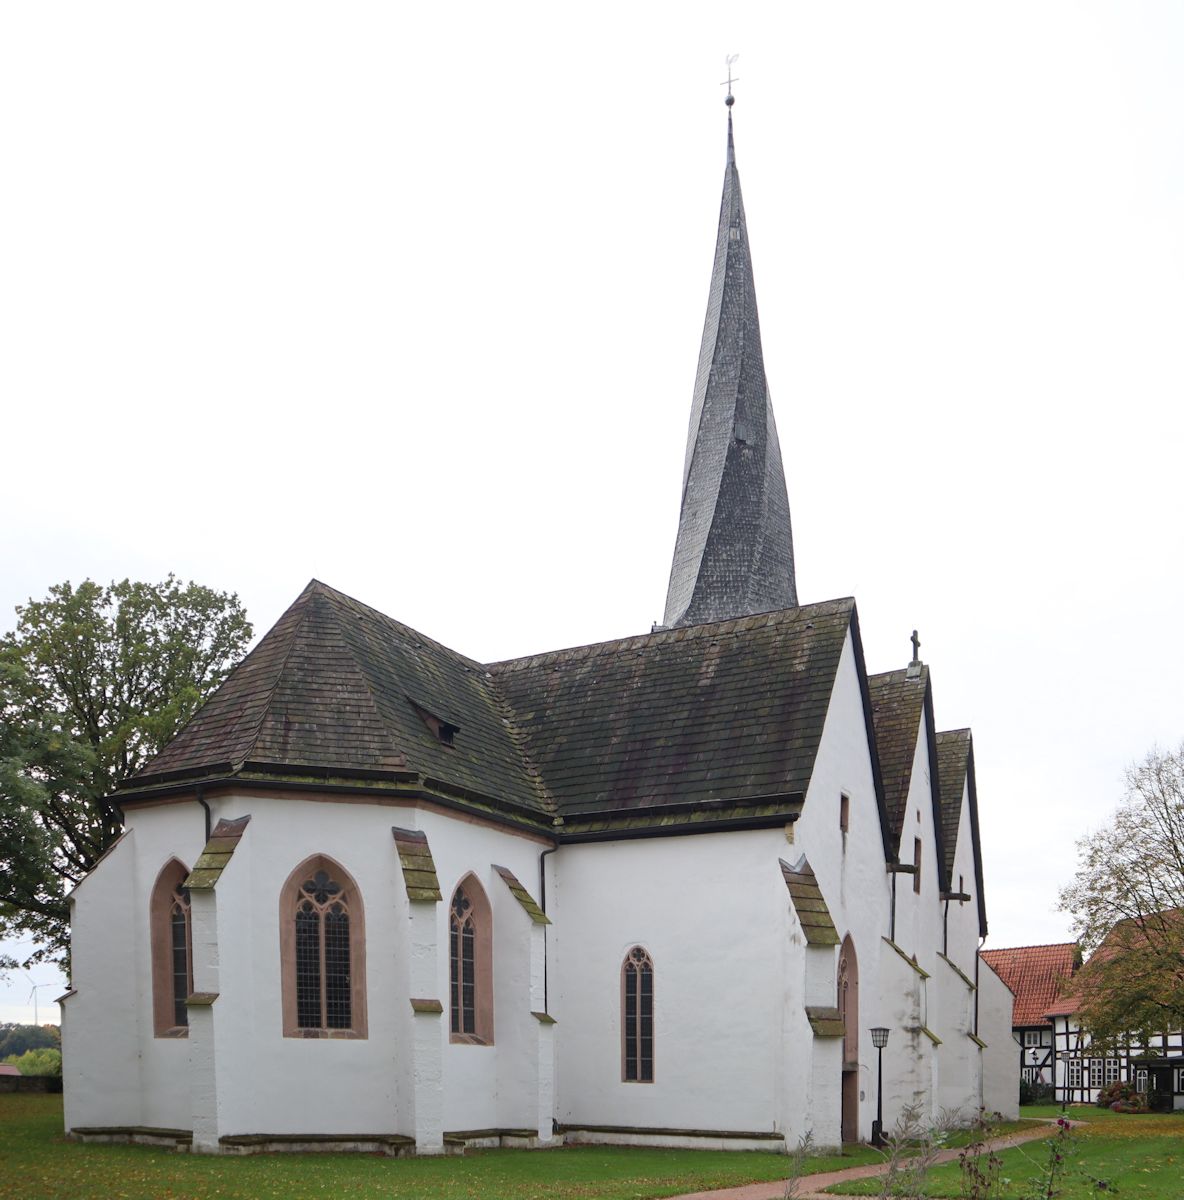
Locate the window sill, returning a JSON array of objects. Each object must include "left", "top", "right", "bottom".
[
  {"left": 450, "top": 1033, "right": 493, "bottom": 1047},
  {"left": 287, "top": 1028, "right": 367, "bottom": 1040},
  {"left": 153, "top": 1026, "right": 189, "bottom": 1039}
]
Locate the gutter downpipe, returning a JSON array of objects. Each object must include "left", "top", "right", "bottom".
[
  {"left": 539, "top": 844, "right": 559, "bottom": 1010},
  {"left": 196, "top": 785, "right": 211, "bottom": 844},
  {"left": 976, "top": 934, "right": 986, "bottom": 1110},
  {"left": 890, "top": 865, "right": 898, "bottom": 942}
]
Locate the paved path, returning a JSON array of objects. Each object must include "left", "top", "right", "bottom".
[{"left": 668, "top": 1120, "right": 1061, "bottom": 1200}]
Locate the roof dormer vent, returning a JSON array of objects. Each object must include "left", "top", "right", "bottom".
[{"left": 409, "top": 699, "right": 459, "bottom": 748}]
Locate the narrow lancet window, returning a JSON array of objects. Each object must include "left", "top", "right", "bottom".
[
  {"left": 151, "top": 858, "right": 192, "bottom": 1037},
  {"left": 622, "top": 946, "right": 654, "bottom": 1082},
  {"left": 449, "top": 875, "right": 493, "bottom": 1044},
  {"left": 169, "top": 884, "right": 191, "bottom": 1027}
]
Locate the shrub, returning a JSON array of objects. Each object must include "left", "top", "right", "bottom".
[
  {"left": 2, "top": 1047, "right": 62, "bottom": 1077},
  {"left": 1019, "top": 1079, "right": 1056, "bottom": 1105}
]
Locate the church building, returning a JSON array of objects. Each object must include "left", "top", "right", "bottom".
[{"left": 61, "top": 105, "right": 1017, "bottom": 1154}]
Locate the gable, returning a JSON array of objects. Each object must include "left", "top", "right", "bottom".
[
  {"left": 935, "top": 728, "right": 987, "bottom": 934},
  {"left": 980, "top": 942, "right": 1080, "bottom": 1026},
  {"left": 867, "top": 666, "right": 945, "bottom": 875}
]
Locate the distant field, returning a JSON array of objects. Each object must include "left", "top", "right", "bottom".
[{"left": 0, "top": 1094, "right": 882, "bottom": 1200}]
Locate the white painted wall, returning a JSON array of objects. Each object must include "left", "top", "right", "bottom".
[
  {"left": 551, "top": 826, "right": 788, "bottom": 1135},
  {"left": 62, "top": 831, "right": 143, "bottom": 1132},
  {"left": 978, "top": 958, "right": 1018, "bottom": 1118},
  {"left": 793, "top": 629, "right": 895, "bottom": 1143}
]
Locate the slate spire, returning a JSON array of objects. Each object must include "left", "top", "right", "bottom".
[{"left": 663, "top": 110, "right": 797, "bottom": 628}]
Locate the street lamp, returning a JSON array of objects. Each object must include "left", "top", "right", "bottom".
[
  {"left": 870, "top": 1026, "right": 890, "bottom": 1146},
  {"left": 1057, "top": 1051, "right": 1071, "bottom": 1114}
]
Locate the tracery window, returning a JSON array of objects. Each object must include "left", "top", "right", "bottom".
[
  {"left": 280, "top": 856, "right": 367, "bottom": 1038},
  {"left": 296, "top": 870, "right": 352, "bottom": 1029},
  {"left": 622, "top": 946, "right": 654, "bottom": 1082},
  {"left": 449, "top": 875, "right": 493, "bottom": 1044},
  {"left": 150, "top": 859, "right": 192, "bottom": 1037}
]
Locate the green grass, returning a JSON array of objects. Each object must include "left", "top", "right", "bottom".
[
  {"left": 0, "top": 1094, "right": 881, "bottom": 1200},
  {"left": 826, "top": 1106, "right": 1184, "bottom": 1198}
]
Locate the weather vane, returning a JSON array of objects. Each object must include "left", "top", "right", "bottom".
[{"left": 721, "top": 53, "right": 739, "bottom": 107}]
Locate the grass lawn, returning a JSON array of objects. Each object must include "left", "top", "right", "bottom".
[
  {"left": 826, "top": 1106, "right": 1184, "bottom": 1198},
  {"left": 0, "top": 1094, "right": 883, "bottom": 1200}
]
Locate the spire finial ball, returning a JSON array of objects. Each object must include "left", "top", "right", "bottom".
[{"left": 725, "top": 93, "right": 735, "bottom": 107}]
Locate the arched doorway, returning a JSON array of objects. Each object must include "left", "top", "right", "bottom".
[{"left": 838, "top": 935, "right": 859, "bottom": 1142}]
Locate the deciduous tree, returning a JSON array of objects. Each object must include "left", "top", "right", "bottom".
[
  {"left": 0, "top": 578, "right": 251, "bottom": 969},
  {"left": 1058, "top": 744, "right": 1184, "bottom": 1044}
]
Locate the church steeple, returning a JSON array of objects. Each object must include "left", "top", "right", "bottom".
[{"left": 662, "top": 110, "right": 797, "bottom": 629}]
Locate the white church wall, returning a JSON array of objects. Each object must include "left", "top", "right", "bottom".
[
  {"left": 420, "top": 808, "right": 553, "bottom": 1136},
  {"left": 793, "top": 629, "right": 893, "bottom": 1143},
  {"left": 127, "top": 803, "right": 208, "bottom": 1132},
  {"left": 202, "top": 791, "right": 402, "bottom": 1139},
  {"left": 877, "top": 946, "right": 934, "bottom": 1128},
  {"left": 551, "top": 826, "right": 787, "bottom": 1136},
  {"left": 978, "top": 958, "right": 1018, "bottom": 1118},
  {"left": 889, "top": 711, "right": 943, "bottom": 974},
  {"left": 933, "top": 957, "right": 977, "bottom": 1121},
  {"left": 943, "top": 783, "right": 982, "bottom": 980},
  {"left": 62, "top": 830, "right": 142, "bottom": 1133}
]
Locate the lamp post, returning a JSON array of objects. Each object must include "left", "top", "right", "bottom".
[
  {"left": 870, "top": 1026, "right": 890, "bottom": 1147},
  {"left": 1057, "top": 1051, "right": 1070, "bottom": 1114}
]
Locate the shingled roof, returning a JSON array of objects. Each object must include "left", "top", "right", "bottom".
[
  {"left": 663, "top": 113, "right": 796, "bottom": 628},
  {"left": 867, "top": 666, "right": 939, "bottom": 859},
  {"left": 124, "top": 584, "right": 883, "bottom": 840},
  {"left": 935, "top": 728, "right": 987, "bottom": 935},
  {"left": 980, "top": 943, "right": 1080, "bottom": 1026},
  {"left": 490, "top": 598, "right": 855, "bottom": 825},
  {"left": 123, "top": 581, "right": 550, "bottom": 820}
]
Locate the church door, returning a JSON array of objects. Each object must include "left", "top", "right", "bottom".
[{"left": 838, "top": 936, "right": 859, "bottom": 1142}]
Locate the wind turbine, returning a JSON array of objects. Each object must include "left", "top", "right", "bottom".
[{"left": 22, "top": 974, "right": 56, "bottom": 1027}]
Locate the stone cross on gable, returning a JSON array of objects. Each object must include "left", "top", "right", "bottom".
[{"left": 910, "top": 629, "right": 921, "bottom": 664}]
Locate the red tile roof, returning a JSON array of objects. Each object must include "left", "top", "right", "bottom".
[{"left": 980, "top": 942, "right": 1080, "bottom": 1026}]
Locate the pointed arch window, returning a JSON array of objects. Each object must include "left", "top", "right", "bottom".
[
  {"left": 838, "top": 935, "right": 859, "bottom": 1067},
  {"left": 151, "top": 859, "right": 192, "bottom": 1037},
  {"left": 280, "top": 856, "right": 367, "bottom": 1038},
  {"left": 622, "top": 946, "right": 654, "bottom": 1082},
  {"left": 450, "top": 875, "right": 493, "bottom": 1044}
]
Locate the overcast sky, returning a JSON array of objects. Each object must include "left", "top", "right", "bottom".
[{"left": 3, "top": 1, "right": 1182, "bottom": 1024}]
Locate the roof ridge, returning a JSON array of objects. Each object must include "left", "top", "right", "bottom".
[
  {"left": 982, "top": 942, "right": 1078, "bottom": 953},
  {"left": 935, "top": 727, "right": 972, "bottom": 740},
  {"left": 488, "top": 598, "right": 855, "bottom": 674},
  {"left": 868, "top": 664, "right": 929, "bottom": 686},
  {"left": 483, "top": 676, "right": 557, "bottom": 817},
  {"left": 308, "top": 587, "right": 437, "bottom": 771},
  {"left": 307, "top": 579, "right": 488, "bottom": 676},
  {"left": 233, "top": 589, "right": 319, "bottom": 767}
]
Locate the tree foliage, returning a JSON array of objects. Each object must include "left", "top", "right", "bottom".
[
  {"left": 3, "top": 1046, "right": 62, "bottom": 1076},
  {"left": 0, "top": 578, "right": 251, "bottom": 969},
  {"left": 0, "top": 1022, "right": 59, "bottom": 1059},
  {"left": 1058, "top": 744, "right": 1184, "bottom": 1045}
]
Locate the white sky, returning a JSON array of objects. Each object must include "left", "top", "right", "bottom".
[{"left": 2, "top": 1, "right": 1182, "bottom": 1024}]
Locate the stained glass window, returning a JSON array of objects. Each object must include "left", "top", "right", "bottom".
[
  {"left": 450, "top": 886, "right": 476, "bottom": 1035},
  {"left": 170, "top": 886, "right": 191, "bottom": 1027},
  {"left": 294, "top": 869, "right": 351, "bottom": 1030},
  {"left": 622, "top": 946, "right": 654, "bottom": 1082}
]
